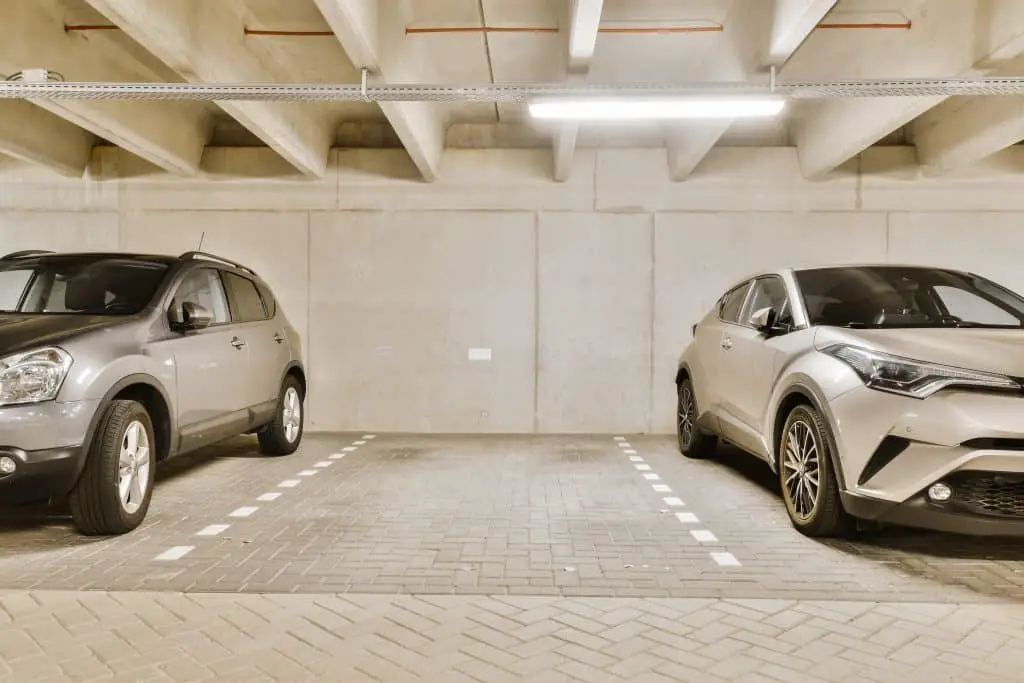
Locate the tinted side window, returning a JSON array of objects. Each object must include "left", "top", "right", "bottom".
[
  {"left": 222, "top": 271, "right": 267, "bottom": 323},
  {"left": 745, "top": 276, "right": 791, "bottom": 326},
  {"left": 255, "top": 281, "right": 276, "bottom": 318},
  {"left": 719, "top": 283, "right": 750, "bottom": 323},
  {"left": 171, "top": 268, "right": 230, "bottom": 324}
]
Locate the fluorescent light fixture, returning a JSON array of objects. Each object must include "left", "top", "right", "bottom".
[{"left": 528, "top": 96, "right": 786, "bottom": 120}]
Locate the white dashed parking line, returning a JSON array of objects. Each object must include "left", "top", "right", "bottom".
[
  {"left": 153, "top": 435, "right": 375, "bottom": 562},
  {"left": 154, "top": 546, "right": 193, "bottom": 561},
  {"left": 613, "top": 436, "right": 740, "bottom": 568}
]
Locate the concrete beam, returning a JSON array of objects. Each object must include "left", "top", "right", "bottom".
[
  {"left": 82, "top": 0, "right": 331, "bottom": 178},
  {"left": 914, "top": 93, "right": 1024, "bottom": 174},
  {"left": 314, "top": 0, "right": 445, "bottom": 181},
  {"left": 767, "top": 0, "right": 839, "bottom": 67},
  {"left": 551, "top": 0, "right": 604, "bottom": 182},
  {"left": 666, "top": 0, "right": 775, "bottom": 181},
  {"left": 567, "top": 0, "right": 604, "bottom": 72},
  {"left": 0, "top": 101, "right": 94, "bottom": 177},
  {"left": 797, "top": 0, "right": 1024, "bottom": 179},
  {"left": 0, "top": 0, "right": 207, "bottom": 175}
]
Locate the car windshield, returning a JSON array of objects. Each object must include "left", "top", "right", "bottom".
[
  {"left": 0, "top": 256, "right": 170, "bottom": 315},
  {"left": 795, "top": 266, "right": 1024, "bottom": 329}
]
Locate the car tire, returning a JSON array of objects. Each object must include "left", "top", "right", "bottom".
[
  {"left": 778, "top": 404, "right": 851, "bottom": 538},
  {"left": 677, "top": 378, "right": 717, "bottom": 459},
  {"left": 69, "top": 400, "right": 156, "bottom": 536},
  {"left": 258, "top": 375, "right": 304, "bottom": 456}
]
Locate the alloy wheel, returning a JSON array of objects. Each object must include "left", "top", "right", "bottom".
[
  {"left": 282, "top": 387, "right": 301, "bottom": 443},
  {"left": 117, "top": 420, "right": 151, "bottom": 515},
  {"left": 782, "top": 419, "right": 820, "bottom": 521},
  {"left": 678, "top": 385, "right": 695, "bottom": 446}
]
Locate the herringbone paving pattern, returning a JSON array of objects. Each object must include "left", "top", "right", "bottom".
[
  {"left": 1, "top": 590, "right": 1022, "bottom": 682},
  {"left": 2, "top": 434, "right": 1024, "bottom": 680}
]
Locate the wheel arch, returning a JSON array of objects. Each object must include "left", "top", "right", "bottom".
[
  {"left": 81, "top": 375, "right": 176, "bottom": 474},
  {"left": 771, "top": 382, "right": 847, "bottom": 491},
  {"left": 281, "top": 361, "right": 306, "bottom": 398}
]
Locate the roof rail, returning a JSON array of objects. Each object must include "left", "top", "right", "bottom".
[
  {"left": 1, "top": 249, "right": 55, "bottom": 260},
  {"left": 178, "top": 251, "right": 257, "bottom": 276}
]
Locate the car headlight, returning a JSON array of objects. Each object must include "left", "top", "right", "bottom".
[
  {"left": 0, "top": 347, "right": 73, "bottom": 406},
  {"left": 821, "top": 343, "right": 1020, "bottom": 399}
]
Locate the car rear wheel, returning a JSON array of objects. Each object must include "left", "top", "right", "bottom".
[
  {"left": 258, "top": 375, "right": 304, "bottom": 456},
  {"left": 779, "top": 404, "right": 850, "bottom": 537},
  {"left": 677, "top": 378, "right": 716, "bottom": 459},
  {"left": 69, "top": 400, "right": 156, "bottom": 535}
]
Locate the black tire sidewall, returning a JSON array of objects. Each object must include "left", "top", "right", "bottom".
[
  {"left": 779, "top": 405, "right": 830, "bottom": 528},
  {"left": 677, "top": 380, "right": 694, "bottom": 450},
  {"left": 279, "top": 377, "right": 304, "bottom": 446},
  {"left": 109, "top": 404, "right": 156, "bottom": 529}
]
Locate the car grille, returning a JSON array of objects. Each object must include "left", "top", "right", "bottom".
[{"left": 948, "top": 472, "right": 1024, "bottom": 518}]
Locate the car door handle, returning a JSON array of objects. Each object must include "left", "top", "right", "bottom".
[
  {"left": 721, "top": 337, "right": 733, "bottom": 350},
  {"left": 230, "top": 337, "right": 246, "bottom": 349},
  {"left": 272, "top": 333, "right": 285, "bottom": 344}
]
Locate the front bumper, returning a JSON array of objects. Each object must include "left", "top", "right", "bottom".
[
  {"left": 0, "top": 399, "right": 98, "bottom": 503},
  {"left": 842, "top": 485, "right": 1024, "bottom": 537}
]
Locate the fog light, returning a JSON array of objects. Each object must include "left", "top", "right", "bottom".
[
  {"left": 0, "top": 457, "right": 15, "bottom": 475},
  {"left": 927, "top": 482, "right": 953, "bottom": 502}
]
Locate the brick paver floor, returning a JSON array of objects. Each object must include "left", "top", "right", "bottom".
[{"left": 1, "top": 433, "right": 1023, "bottom": 681}]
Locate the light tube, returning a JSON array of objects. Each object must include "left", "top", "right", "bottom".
[{"left": 528, "top": 96, "right": 786, "bottom": 120}]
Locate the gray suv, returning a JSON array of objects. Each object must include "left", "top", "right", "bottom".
[{"left": 0, "top": 249, "right": 306, "bottom": 535}]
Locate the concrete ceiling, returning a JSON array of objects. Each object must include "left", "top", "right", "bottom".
[{"left": 0, "top": 0, "right": 1022, "bottom": 181}]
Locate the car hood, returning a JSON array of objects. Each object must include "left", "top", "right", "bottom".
[
  {"left": 816, "top": 327, "right": 1024, "bottom": 377},
  {"left": 0, "top": 314, "right": 125, "bottom": 357}
]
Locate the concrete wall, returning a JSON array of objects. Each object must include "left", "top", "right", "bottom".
[{"left": 2, "top": 144, "right": 1024, "bottom": 434}]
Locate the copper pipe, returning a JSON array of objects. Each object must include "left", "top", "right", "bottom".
[
  {"left": 64, "top": 24, "right": 119, "bottom": 31},
  {"left": 816, "top": 21, "right": 911, "bottom": 29},
  {"left": 405, "top": 25, "right": 722, "bottom": 34},
  {"left": 244, "top": 28, "right": 334, "bottom": 36}
]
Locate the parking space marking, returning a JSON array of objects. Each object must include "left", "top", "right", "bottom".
[
  {"left": 612, "top": 437, "right": 741, "bottom": 569},
  {"left": 711, "top": 552, "right": 741, "bottom": 567},
  {"left": 153, "top": 437, "right": 374, "bottom": 567},
  {"left": 154, "top": 546, "right": 193, "bottom": 561}
]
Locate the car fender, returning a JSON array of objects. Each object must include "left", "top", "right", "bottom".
[{"left": 769, "top": 373, "right": 848, "bottom": 490}]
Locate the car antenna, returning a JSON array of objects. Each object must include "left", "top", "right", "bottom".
[{"left": 196, "top": 231, "right": 206, "bottom": 251}]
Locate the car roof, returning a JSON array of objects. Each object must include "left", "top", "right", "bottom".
[
  {"left": 0, "top": 251, "right": 179, "bottom": 265},
  {"left": 723, "top": 263, "right": 971, "bottom": 295}
]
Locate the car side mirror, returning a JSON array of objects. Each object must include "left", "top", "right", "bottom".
[
  {"left": 170, "top": 301, "right": 213, "bottom": 331},
  {"left": 751, "top": 306, "right": 788, "bottom": 336}
]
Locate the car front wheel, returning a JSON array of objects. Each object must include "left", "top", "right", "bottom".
[
  {"left": 69, "top": 399, "right": 156, "bottom": 535},
  {"left": 677, "top": 378, "right": 716, "bottom": 459},
  {"left": 258, "top": 375, "right": 304, "bottom": 456},
  {"left": 778, "top": 404, "right": 851, "bottom": 538}
]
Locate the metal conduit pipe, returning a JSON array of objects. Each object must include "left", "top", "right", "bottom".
[{"left": 1, "top": 77, "right": 1024, "bottom": 101}]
